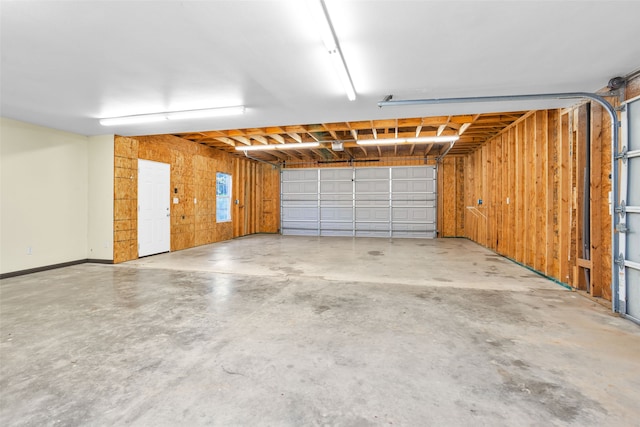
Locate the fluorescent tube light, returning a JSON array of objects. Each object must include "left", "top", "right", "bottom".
[
  {"left": 329, "top": 51, "right": 356, "bottom": 101},
  {"left": 356, "top": 136, "right": 460, "bottom": 146},
  {"left": 235, "top": 142, "right": 320, "bottom": 151},
  {"left": 100, "top": 106, "right": 245, "bottom": 126},
  {"left": 307, "top": 0, "right": 336, "bottom": 52},
  {"left": 309, "top": 0, "right": 356, "bottom": 101}
]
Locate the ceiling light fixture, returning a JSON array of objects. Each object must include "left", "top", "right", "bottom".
[
  {"left": 356, "top": 135, "right": 460, "bottom": 145},
  {"left": 309, "top": 0, "right": 356, "bottom": 101},
  {"left": 235, "top": 142, "right": 320, "bottom": 151},
  {"left": 99, "top": 106, "right": 246, "bottom": 126}
]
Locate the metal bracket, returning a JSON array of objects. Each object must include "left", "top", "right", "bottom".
[
  {"left": 615, "top": 201, "right": 626, "bottom": 218},
  {"left": 615, "top": 146, "right": 628, "bottom": 163},
  {"left": 616, "top": 222, "right": 629, "bottom": 233},
  {"left": 615, "top": 254, "right": 625, "bottom": 268}
]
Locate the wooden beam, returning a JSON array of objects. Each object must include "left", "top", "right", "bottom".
[
  {"left": 231, "top": 136, "right": 251, "bottom": 146},
  {"left": 214, "top": 137, "right": 237, "bottom": 146},
  {"left": 269, "top": 134, "right": 285, "bottom": 144},
  {"left": 577, "top": 258, "right": 592, "bottom": 269},
  {"left": 459, "top": 123, "right": 472, "bottom": 135},
  {"left": 287, "top": 133, "right": 302, "bottom": 143},
  {"left": 251, "top": 135, "right": 269, "bottom": 145}
]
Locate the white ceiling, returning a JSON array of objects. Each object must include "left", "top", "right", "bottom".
[{"left": 2, "top": 0, "right": 640, "bottom": 137}]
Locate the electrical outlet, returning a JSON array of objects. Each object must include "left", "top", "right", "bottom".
[{"left": 27, "top": 246, "right": 32, "bottom": 255}]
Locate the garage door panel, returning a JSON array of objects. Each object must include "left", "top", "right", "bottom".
[
  {"left": 355, "top": 180, "right": 389, "bottom": 194},
  {"left": 320, "top": 169, "right": 353, "bottom": 180},
  {"left": 356, "top": 168, "right": 389, "bottom": 180},
  {"left": 282, "top": 198, "right": 318, "bottom": 206},
  {"left": 618, "top": 98, "right": 639, "bottom": 321},
  {"left": 393, "top": 231, "right": 436, "bottom": 238},
  {"left": 356, "top": 207, "right": 390, "bottom": 221},
  {"left": 393, "top": 222, "right": 435, "bottom": 231},
  {"left": 282, "top": 166, "right": 436, "bottom": 238},
  {"left": 392, "top": 191, "right": 435, "bottom": 202},
  {"left": 282, "top": 220, "right": 318, "bottom": 228},
  {"left": 321, "top": 180, "right": 353, "bottom": 194},
  {"left": 627, "top": 268, "right": 640, "bottom": 319},
  {"left": 392, "top": 207, "right": 435, "bottom": 222},
  {"left": 392, "top": 166, "right": 434, "bottom": 179},
  {"left": 627, "top": 213, "right": 640, "bottom": 261},
  {"left": 628, "top": 161, "right": 639, "bottom": 205},
  {"left": 320, "top": 199, "right": 353, "bottom": 208},
  {"left": 354, "top": 198, "right": 389, "bottom": 207},
  {"left": 356, "top": 222, "right": 390, "bottom": 237},
  {"left": 393, "top": 180, "right": 433, "bottom": 193},
  {"left": 282, "top": 181, "right": 318, "bottom": 194},
  {"left": 321, "top": 207, "right": 353, "bottom": 221},
  {"left": 321, "top": 221, "right": 354, "bottom": 231},
  {"left": 282, "top": 227, "right": 318, "bottom": 236},
  {"left": 282, "top": 207, "right": 318, "bottom": 221},
  {"left": 282, "top": 169, "right": 318, "bottom": 181}
]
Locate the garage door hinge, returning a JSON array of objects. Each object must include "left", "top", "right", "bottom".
[
  {"left": 616, "top": 222, "right": 628, "bottom": 233},
  {"left": 615, "top": 254, "right": 625, "bottom": 268},
  {"left": 615, "top": 201, "right": 626, "bottom": 217},
  {"left": 615, "top": 146, "right": 627, "bottom": 163}
]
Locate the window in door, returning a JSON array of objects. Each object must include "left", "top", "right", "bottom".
[{"left": 216, "top": 172, "right": 232, "bottom": 222}]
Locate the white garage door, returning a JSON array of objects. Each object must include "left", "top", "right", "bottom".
[
  {"left": 618, "top": 96, "right": 640, "bottom": 323},
  {"left": 281, "top": 166, "right": 436, "bottom": 238}
]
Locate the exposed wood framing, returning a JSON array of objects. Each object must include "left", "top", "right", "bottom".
[
  {"left": 113, "top": 134, "right": 279, "bottom": 264},
  {"left": 438, "top": 102, "right": 614, "bottom": 300},
  {"left": 171, "top": 112, "right": 526, "bottom": 165}
]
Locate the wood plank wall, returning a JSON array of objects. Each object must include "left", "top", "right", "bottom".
[
  {"left": 440, "top": 102, "right": 615, "bottom": 300},
  {"left": 113, "top": 135, "right": 279, "bottom": 263}
]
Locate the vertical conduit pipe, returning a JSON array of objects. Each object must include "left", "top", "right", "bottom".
[{"left": 378, "top": 92, "right": 620, "bottom": 312}]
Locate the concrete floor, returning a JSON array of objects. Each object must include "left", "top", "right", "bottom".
[{"left": 1, "top": 236, "right": 639, "bottom": 426}]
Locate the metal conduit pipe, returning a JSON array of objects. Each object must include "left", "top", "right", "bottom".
[
  {"left": 243, "top": 150, "right": 281, "bottom": 169},
  {"left": 379, "top": 92, "right": 620, "bottom": 312},
  {"left": 436, "top": 140, "right": 456, "bottom": 163}
]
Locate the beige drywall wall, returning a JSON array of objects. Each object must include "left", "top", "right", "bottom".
[
  {"left": 87, "top": 134, "right": 114, "bottom": 260},
  {"left": 0, "top": 118, "right": 90, "bottom": 274}
]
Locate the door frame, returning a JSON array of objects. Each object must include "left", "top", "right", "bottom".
[{"left": 137, "top": 159, "right": 171, "bottom": 257}]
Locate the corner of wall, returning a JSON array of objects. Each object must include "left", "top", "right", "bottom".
[{"left": 87, "top": 134, "right": 115, "bottom": 261}]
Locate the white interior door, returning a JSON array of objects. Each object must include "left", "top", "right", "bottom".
[
  {"left": 619, "top": 97, "right": 640, "bottom": 322},
  {"left": 138, "top": 159, "right": 170, "bottom": 257}
]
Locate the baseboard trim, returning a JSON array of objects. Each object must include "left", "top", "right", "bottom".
[
  {"left": 87, "top": 259, "right": 114, "bottom": 265},
  {"left": 0, "top": 259, "right": 114, "bottom": 280}
]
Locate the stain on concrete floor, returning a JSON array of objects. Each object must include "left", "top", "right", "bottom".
[{"left": 1, "top": 236, "right": 639, "bottom": 426}]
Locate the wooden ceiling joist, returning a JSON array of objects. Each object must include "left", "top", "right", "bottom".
[{"left": 172, "top": 111, "right": 527, "bottom": 162}]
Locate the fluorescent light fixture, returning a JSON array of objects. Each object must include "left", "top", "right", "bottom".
[
  {"left": 235, "top": 142, "right": 320, "bottom": 151},
  {"left": 356, "top": 136, "right": 460, "bottom": 146},
  {"left": 308, "top": 0, "right": 356, "bottom": 101},
  {"left": 99, "top": 106, "right": 245, "bottom": 126},
  {"left": 307, "top": 0, "right": 336, "bottom": 52},
  {"left": 329, "top": 51, "right": 357, "bottom": 101}
]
